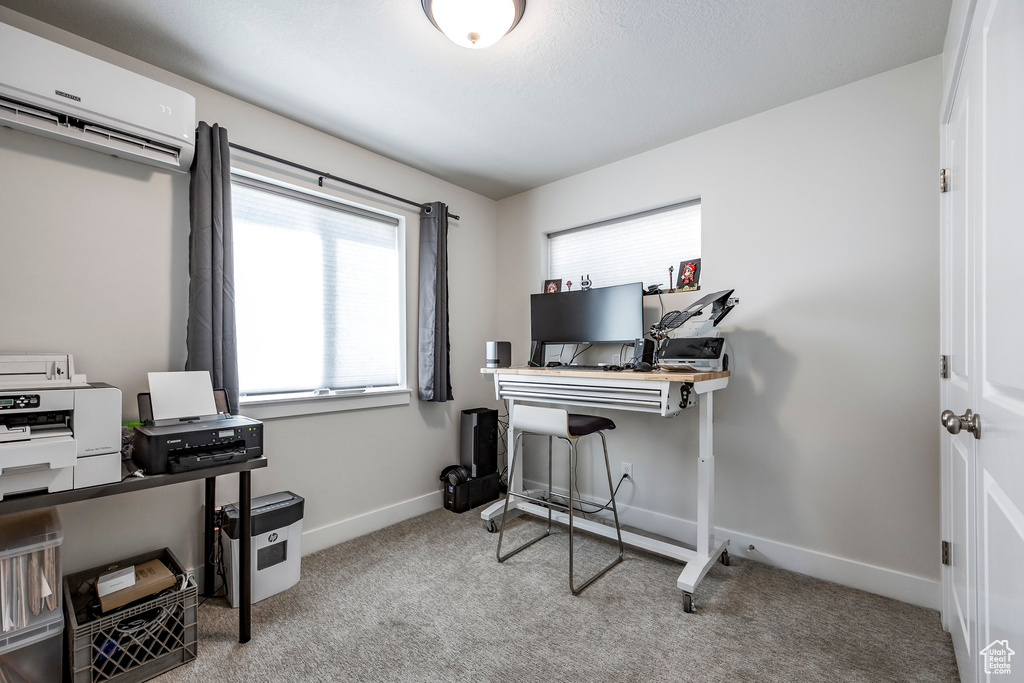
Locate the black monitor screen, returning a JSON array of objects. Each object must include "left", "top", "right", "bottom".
[{"left": 531, "top": 282, "right": 643, "bottom": 344}]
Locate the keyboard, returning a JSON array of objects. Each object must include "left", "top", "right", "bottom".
[{"left": 560, "top": 364, "right": 623, "bottom": 371}]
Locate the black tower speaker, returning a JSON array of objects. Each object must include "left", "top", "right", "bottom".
[{"left": 460, "top": 408, "right": 498, "bottom": 478}]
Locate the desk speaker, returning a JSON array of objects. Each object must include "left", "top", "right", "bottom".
[{"left": 485, "top": 341, "right": 511, "bottom": 368}]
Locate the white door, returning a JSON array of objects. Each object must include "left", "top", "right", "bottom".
[
  {"left": 941, "top": 40, "right": 977, "bottom": 679},
  {"left": 941, "top": 1, "right": 1024, "bottom": 680},
  {"left": 973, "top": 0, "right": 1024, "bottom": 678}
]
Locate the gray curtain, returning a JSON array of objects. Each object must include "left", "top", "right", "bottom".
[
  {"left": 418, "top": 202, "right": 453, "bottom": 402},
  {"left": 186, "top": 122, "right": 239, "bottom": 413}
]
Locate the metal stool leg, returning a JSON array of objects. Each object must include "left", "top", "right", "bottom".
[
  {"left": 600, "top": 431, "right": 625, "bottom": 558},
  {"left": 497, "top": 432, "right": 552, "bottom": 562},
  {"left": 545, "top": 436, "right": 553, "bottom": 521},
  {"left": 567, "top": 437, "right": 579, "bottom": 591},
  {"left": 568, "top": 431, "right": 624, "bottom": 595}
]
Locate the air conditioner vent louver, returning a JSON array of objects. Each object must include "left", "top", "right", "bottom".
[
  {"left": 0, "top": 93, "right": 183, "bottom": 166},
  {"left": 82, "top": 124, "right": 180, "bottom": 162},
  {"left": 0, "top": 94, "right": 60, "bottom": 126}
]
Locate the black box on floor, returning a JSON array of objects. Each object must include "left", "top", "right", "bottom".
[
  {"left": 444, "top": 473, "right": 500, "bottom": 514},
  {"left": 460, "top": 408, "right": 498, "bottom": 478}
]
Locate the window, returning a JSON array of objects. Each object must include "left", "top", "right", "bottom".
[
  {"left": 548, "top": 201, "right": 700, "bottom": 290},
  {"left": 230, "top": 173, "right": 406, "bottom": 410}
]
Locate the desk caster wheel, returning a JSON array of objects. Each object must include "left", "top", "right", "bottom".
[
  {"left": 682, "top": 592, "right": 694, "bottom": 613},
  {"left": 485, "top": 520, "right": 498, "bottom": 534},
  {"left": 720, "top": 549, "right": 730, "bottom": 566}
]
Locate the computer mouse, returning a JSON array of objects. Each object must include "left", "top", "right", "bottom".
[
  {"left": 545, "top": 361, "right": 563, "bottom": 367},
  {"left": 633, "top": 362, "right": 653, "bottom": 372}
]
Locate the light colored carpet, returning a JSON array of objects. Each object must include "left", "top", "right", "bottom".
[{"left": 154, "top": 507, "right": 958, "bottom": 683}]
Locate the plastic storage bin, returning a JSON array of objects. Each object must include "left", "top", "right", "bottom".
[
  {"left": 0, "top": 509, "right": 63, "bottom": 637},
  {"left": 64, "top": 548, "right": 197, "bottom": 683},
  {"left": 0, "top": 614, "right": 64, "bottom": 682}
]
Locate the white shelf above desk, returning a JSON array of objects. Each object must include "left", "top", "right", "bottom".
[{"left": 480, "top": 365, "right": 731, "bottom": 612}]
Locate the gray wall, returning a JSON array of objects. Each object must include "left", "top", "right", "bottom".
[
  {"left": 0, "top": 8, "right": 499, "bottom": 574},
  {"left": 496, "top": 57, "right": 942, "bottom": 607}
]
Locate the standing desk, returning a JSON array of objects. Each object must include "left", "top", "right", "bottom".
[
  {"left": 0, "top": 456, "right": 267, "bottom": 643},
  {"left": 480, "top": 367, "right": 729, "bottom": 610}
]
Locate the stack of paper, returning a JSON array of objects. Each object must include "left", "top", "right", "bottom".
[{"left": 148, "top": 371, "right": 217, "bottom": 421}]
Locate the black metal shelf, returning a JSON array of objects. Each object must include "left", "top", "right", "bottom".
[
  {"left": 0, "top": 457, "right": 267, "bottom": 515},
  {"left": 0, "top": 456, "right": 268, "bottom": 644}
]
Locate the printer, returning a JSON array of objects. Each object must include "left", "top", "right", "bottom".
[
  {"left": 0, "top": 354, "right": 122, "bottom": 499},
  {"left": 133, "top": 372, "right": 262, "bottom": 474},
  {"left": 653, "top": 289, "right": 739, "bottom": 373},
  {"left": 659, "top": 336, "right": 731, "bottom": 372}
]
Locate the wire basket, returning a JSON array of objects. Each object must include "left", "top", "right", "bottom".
[{"left": 64, "top": 549, "right": 198, "bottom": 683}]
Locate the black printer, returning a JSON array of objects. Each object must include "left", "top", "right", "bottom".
[{"left": 133, "top": 389, "right": 263, "bottom": 474}]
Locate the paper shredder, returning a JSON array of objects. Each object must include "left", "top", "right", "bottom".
[{"left": 220, "top": 491, "right": 304, "bottom": 607}]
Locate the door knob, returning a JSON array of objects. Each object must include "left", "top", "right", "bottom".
[{"left": 941, "top": 409, "right": 981, "bottom": 439}]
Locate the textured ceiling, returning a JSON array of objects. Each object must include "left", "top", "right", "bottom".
[{"left": 0, "top": 0, "right": 950, "bottom": 199}]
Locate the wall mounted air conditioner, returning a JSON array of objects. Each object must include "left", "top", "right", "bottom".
[{"left": 0, "top": 22, "right": 195, "bottom": 172}]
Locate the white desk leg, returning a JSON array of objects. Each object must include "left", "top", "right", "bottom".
[
  {"left": 676, "top": 390, "right": 728, "bottom": 606},
  {"left": 481, "top": 398, "right": 517, "bottom": 525},
  {"left": 697, "top": 391, "right": 714, "bottom": 557},
  {"left": 507, "top": 398, "right": 522, "bottom": 494}
]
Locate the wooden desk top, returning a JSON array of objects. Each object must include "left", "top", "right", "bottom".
[{"left": 481, "top": 366, "right": 730, "bottom": 383}]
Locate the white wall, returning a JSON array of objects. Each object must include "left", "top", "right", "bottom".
[
  {"left": 496, "top": 57, "right": 942, "bottom": 607},
  {"left": 0, "top": 8, "right": 498, "bottom": 574}
]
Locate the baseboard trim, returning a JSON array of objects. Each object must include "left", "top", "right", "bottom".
[
  {"left": 523, "top": 478, "right": 940, "bottom": 610},
  {"left": 715, "top": 528, "right": 940, "bottom": 611},
  {"left": 301, "top": 490, "right": 444, "bottom": 555}
]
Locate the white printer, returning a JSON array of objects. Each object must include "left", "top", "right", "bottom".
[{"left": 0, "top": 354, "right": 122, "bottom": 499}]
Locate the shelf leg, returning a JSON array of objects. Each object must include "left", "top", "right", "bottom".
[
  {"left": 239, "top": 470, "right": 252, "bottom": 643},
  {"left": 203, "top": 477, "right": 216, "bottom": 598}
]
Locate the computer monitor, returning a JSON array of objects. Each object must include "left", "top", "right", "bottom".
[{"left": 530, "top": 282, "right": 644, "bottom": 345}]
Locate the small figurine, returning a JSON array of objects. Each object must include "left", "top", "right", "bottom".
[
  {"left": 580, "top": 275, "right": 592, "bottom": 291},
  {"left": 566, "top": 280, "right": 573, "bottom": 291},
  {"left": 669, "top": 266, "right": 675, "bottom": 293}
]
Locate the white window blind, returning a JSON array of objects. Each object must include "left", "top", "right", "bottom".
[
  {"left": 548, "top": 201, "right": 700, "bottom": 290},
  {"left": 231, "top": 175, "right": 402, "bottom": 397}
]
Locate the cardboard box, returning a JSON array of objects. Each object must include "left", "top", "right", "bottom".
[{"left": 98, "top": 559, "right": 176, "bottom": 613}]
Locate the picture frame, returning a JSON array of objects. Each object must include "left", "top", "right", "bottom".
[
  {"left": 677, "top": 259, "right": 701, "bottom": 292},
  {"left": 543, "top": 279, "right": 562, "bottom": 294}
]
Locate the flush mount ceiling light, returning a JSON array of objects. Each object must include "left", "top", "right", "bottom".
[{"left": 422, "top": 0, "right": 526, "bottom": 49}]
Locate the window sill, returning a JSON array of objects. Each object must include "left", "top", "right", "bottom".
[{"left": 238, "top": 388, "right": 411, "bottom": 420}]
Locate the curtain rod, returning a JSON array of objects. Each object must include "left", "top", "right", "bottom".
[{"left": 229, "top": 142, "right": 460, "bottom": 221}]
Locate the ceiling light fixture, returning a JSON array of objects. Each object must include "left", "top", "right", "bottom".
[{"left": 421, "top": 0, "right": 526, "bottom": 49}]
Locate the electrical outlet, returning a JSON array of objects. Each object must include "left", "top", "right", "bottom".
[{"left": 621, "top": 462, "right": 633, "bottom": 480}]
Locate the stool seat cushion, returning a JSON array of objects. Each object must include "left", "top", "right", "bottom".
[{"left": 567, "top": 414, "right": 616, "bottom": 437}]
